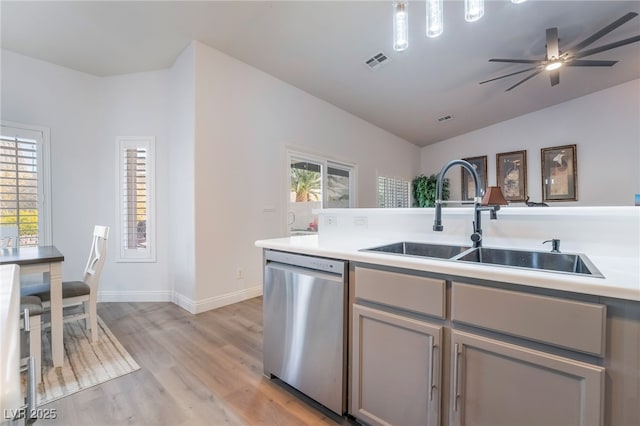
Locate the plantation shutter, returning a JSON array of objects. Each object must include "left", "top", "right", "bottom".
[
  {"left": 0, "top": 127, "right": 43, "bottom": 246},
  {"left": 378, "top": 176, "right": 410, "bottom": 208},
  {"left": 117, "top": 137, "right": 155, "bottom": 262}
]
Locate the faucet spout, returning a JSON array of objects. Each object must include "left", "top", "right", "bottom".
[{"left": 432, "top": 159, "right": 493, "bottom": 248}]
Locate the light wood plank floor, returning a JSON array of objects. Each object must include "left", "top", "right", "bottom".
[{"left": 43, "top": 298, "right": 344, "bottom": 426}]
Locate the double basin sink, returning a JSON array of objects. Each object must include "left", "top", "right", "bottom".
[{"left": 363, "top": 241, "right": 604, "bottom": 278}]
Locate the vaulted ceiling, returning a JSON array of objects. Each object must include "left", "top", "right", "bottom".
[{"left": 2, "top": 1, "right": 639, "bottom": 146}]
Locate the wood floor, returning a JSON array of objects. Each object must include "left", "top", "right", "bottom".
[{"left": 43, "top": 298, "right": 343, "bottom": 426}]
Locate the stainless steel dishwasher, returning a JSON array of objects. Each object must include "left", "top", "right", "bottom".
[{"left": 263, "top": 249, "right": 347, "bottom": 415}]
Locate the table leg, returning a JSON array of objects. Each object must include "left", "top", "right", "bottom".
[{"left": 49, "top": 262, "right": 63, "bottom": 367}]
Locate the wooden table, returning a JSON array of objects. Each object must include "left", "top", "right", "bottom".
[{"left": 0, "top": 246, "right": 65, "bottom": 367}]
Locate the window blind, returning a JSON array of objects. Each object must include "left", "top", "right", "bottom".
[
  {"left": 117, "top": 136, "right": 155, "bottom": 262},
  {"left": 0, "top": 135, "right": 39, "bottom": 246},
  {"left": 378, "top": 176, "right": 410, "bottom": 208},
  {"left": 121, "top": 147, "right": 147, "bottom": 249}
]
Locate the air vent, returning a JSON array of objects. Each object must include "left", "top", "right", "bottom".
[
  {"left": 364, "top": 52, "right": 390, "bottom": 70},
  {"left": 437, "top": 114, "right": 454, "bottom": 123}
]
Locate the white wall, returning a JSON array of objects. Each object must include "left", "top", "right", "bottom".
[
  {"left": 1, "top": 50, "right": 103, "bottom": 285},
  {"left": 420, "top": 79, "right": 640, "bottom": 206},
  {"left": 1, "top": 44, "right": 421, "bottom": 312},
  {"left": 186, "top": 41, "right": 421, "bottom": 311},
  {"left": 99, "top": 70, "right": 172, "bottom": 301},
  {"left": 168, "top": 43, "right": 197, "bottom": 306},
  {"left": 1, "top": 50, "right": 172, "bottom": 300}
]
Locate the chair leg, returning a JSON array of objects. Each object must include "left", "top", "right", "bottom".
[
  {"left": 30, "top": 314, "right": 42, "bottom": 384},
  {"left": 87, "top": 300, "right": 98, "bottom": 342}
]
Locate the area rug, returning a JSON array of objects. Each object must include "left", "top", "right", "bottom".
[{"left": 36, "top": 317, "right": 140, "bottom": 406}]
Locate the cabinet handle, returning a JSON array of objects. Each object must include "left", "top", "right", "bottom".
[
  {"left": 453, "top": 343, "right": 462, "bottom": 412},
  {"left": 428, "top": 336, "right": 438, "bottom": 401}
]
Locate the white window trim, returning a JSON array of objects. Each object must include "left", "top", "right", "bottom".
[
  {"left": 1, "top": 120, "right": 52, "bottom": 246},
  {"left": 115, "top": 136, "right": 156, "bottom": 263}
]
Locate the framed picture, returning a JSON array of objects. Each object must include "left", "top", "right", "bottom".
[
  {"left": 496, "top": 150, "right": 527, "bottom": 202},
  {"left": 541, "top": 144, "right": 577, "bottom": 202},
  {"left": 461, "top": 156, "right": 487, "bottom": 201}
]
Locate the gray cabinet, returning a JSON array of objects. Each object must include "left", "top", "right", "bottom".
[
  {"left": 352, "top": 266, "right": 612, "bottom": 426},
  {"left": 352, "top": 304, "right": 442, "bottom": 426},
  {"left": 450, "top": 330, "right": 605, "bottom": 426}
]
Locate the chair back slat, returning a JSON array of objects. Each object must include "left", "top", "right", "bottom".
[
  {"left": 0, "top": 224, "right": 19, "bottom": 248},
  {"left": 83, "top": 226, "right": 109, "bottom": 290}
]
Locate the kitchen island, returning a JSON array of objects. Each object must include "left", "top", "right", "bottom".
[{"left": 257, "top": 206, "right": 639, "bottom": 426}]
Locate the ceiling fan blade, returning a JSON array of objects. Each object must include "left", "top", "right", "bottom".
[
  {"left": 570, "top": 12, "right": 639, "bottom": 53},
  {"left": 566, "top": 59, "right": 618, "bottom": 67},
  {"left": 489, "top": 58, "right": 542, "bottom": 64},
  {"left": 479, "top": 67, "right": 540, "bottom": 85},
  {"left": 550, "top": 70, "right": 560, "bottom": 86},
  {"left": 505, "top": 69, "right": 543, "bottom": 92},
  {"left": 573, "top": 35, "right": 640, "bottom": 59},
  {"left": 546, "top": 28, "right": 560, "bottom": 59}
]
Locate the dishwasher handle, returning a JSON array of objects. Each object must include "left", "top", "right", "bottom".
[{"left": 265, "top": 250, "right": 346, "bottom": 275}]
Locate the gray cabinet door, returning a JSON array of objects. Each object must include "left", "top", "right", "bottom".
[
  {"left": 450, "top": 330, "right": 605, "bottom": 426},
  {"left": 352, "top": 304, "right": 442, "bottom": 426}
]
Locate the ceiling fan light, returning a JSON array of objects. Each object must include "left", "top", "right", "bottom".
[
  {"left": 546, "top": 62, "right": 562, "bottom": 71},
  {"left": 393, "top": 1, "right": 409, "bottom": 51},
  {"left": 465, "top": 0, "right": 484, "bottom": 22},
  {"left": 426, "top": 0, "right": 444, "bottom": 38}
]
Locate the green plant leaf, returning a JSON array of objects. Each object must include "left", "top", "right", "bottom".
[{"left": 412, "top": 174, "right": 449, "bottom": 207}]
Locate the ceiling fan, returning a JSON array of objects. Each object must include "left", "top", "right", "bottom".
[{"left": 480, "top": 12, "right": 640, "bottom": 91}]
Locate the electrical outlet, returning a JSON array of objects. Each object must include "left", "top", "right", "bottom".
[
  {"left": 354, "top": 216, "right": 368, "bottom": 228},
  {"left": 236, "top": 268, "right": 244, "bottom": 280},
  {"left": 324, "top": 215, "right": 338, "bottom": 226}
]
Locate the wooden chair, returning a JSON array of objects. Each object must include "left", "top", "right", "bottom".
[
  {"left": 29, "top": 225, "right": 109, "bottom": 342},
  {"left": 20, "top": 296, "right": 43, "bottom": 384},
  {"left": 0, "top": 224, "right": 19, "bottom": 248}
]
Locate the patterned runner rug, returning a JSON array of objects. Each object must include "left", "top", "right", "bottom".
[{"left": 36, "top": 316, "right": 140, "bottom": 406}]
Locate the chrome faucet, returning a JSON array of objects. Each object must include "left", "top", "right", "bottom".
[{"left": 432, "top": 159, "right": 501, "bottom": 248}]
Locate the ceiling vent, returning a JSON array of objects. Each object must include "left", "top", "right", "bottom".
[
  {"left": 364, "top": 52, "right": 390, "bottom": 70},
  {"left": 437, "top": 114, "right": 454, "bottom": 123}
]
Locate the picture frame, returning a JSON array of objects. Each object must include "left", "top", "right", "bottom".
[
  {"left": 496, "top": 150, "right": 527, "bottom": 202},
  {"left": 461, "top": 156, "right": 487, "bottom": 201},
  {"left": 541, "top": 144, "right": 577, "bottom": 202}
]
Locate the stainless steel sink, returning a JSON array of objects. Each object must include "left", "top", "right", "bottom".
[
  {"left": 454, "top": 247, "right": 604, "bottom": 278},
  {"left": 363, "top": 242, "right": 471, "bottom": 259}
]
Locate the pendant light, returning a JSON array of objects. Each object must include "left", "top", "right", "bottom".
[
  {"left": 465, "top": 0, "right": 484, "bottom": 22},
  {"left": 426, "top": 0, "right": 444, "bottom": 38},
  {"left": 393, "top": 1, "right": 409, "bottom": 51}
]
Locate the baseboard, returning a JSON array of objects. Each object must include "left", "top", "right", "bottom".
[
  {"left": 172, "top": 285, "right": 263, "bottom": 314},
  {"left": 98, "top": 286, "right": 263, "bottom": 314},
  {"left": 97, "top": 290, "right": 173, "bottom": 303}
]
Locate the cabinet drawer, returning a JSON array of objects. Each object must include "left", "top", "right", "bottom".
[
  {"left": 355, "top": 267, "right": 445, "bottom": 318},
  {"left": 451, "top": 282, "right": 606, "bottom": 356}
]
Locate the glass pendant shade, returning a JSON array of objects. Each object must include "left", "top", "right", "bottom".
[
  {"left": 465, "top": 0, "right": 484, "bottom": 22},
  {"left": 426, "top": 0, "right": 444, "bottom": 38},
  {"left": 393, "top": 1, "right": 409, "bottom": 51}
]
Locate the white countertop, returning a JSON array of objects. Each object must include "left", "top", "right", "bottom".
[
  {"left": 256, "top": 235, "right": 640, "bottom": 302},
  {"left": 0, "top": 264, "right": 21, "bottom": 419}
]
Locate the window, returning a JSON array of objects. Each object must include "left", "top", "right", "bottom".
[
  {"left": 0, "top": 122, "right": 51, "bottom": 247},
  {"left": 288, "top": 151, "right": 355, "bottom": 235},
  {"left": 378, "top": 176, "right": 410, "bottom": 208},
  {"left": 116, "top": 136, "right": 155, "bottom": 262}
]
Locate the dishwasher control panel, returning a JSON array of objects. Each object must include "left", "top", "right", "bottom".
[{"left": 265, "top": 250, "right": 344, "bottom": 275}]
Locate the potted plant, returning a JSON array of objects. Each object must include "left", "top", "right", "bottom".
[{"left": 412, "top": 174, "right": 449, "bottom": 207}]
